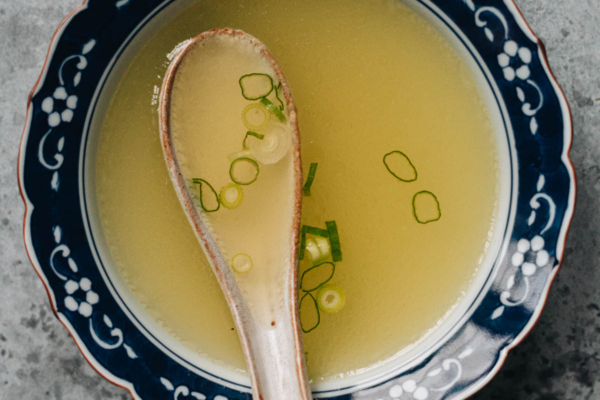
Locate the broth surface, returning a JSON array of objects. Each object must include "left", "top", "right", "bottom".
[{"left": 96, "top": 0, "right": 499, "bottom": 381}]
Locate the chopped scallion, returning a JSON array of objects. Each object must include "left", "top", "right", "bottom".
[
  {"left": 302, "top": 163, "right": 318, "bottom": 196},
  {"left": 243, "top": 131, "right": 264, "bottom": 149},
  {"left": 192, "top": 178, "right": 220, "bottom": 213},
  {"left": 316, "top": 284, "right": 346, "bottom": 314},
  {"left": 219, "top": 183, "right": 244, "bottom": 209},
  {"left": 248, "top": 125, "right": 291, "bottom": 165},
  {"left": 242, "top": 103, "right": 270, "bottom": 131},
  {"left": 300, "top": 292, "right": 320, "bottom": 333},
  {"left": 304, "top": 226, "right": 329, "bottom": 238},
  {"left": 260, "top": 98, "right": 286, "bottom": 123},
  {"left": 239, "top": 73, "right": 274, "bottom": 100},
  {"left": 305, "top": 237, "right": 330, "bottom": 263},
  {"left": 232, "top": 253, "right": 253, "bottom": 273},
  {"left": 299, "top": 225, "right": 331, "bottom": 260},
  {"left": 383, "top": 151, "right": 418, "bottom": 182},
  {"left": 325, "top": 221, "right": 342, "bottom": 262},
  {"left": 305, "top": 239, "right": 321, "bottom": 261},
  {"left": 229, "top": 158, "right": 259, "bottom": 186},
  {"left": 274, "top": 82, "right": 284, "bottom": 111},
  {"left": 412, "top": 191, "right": 441, "bottom": 224},
  {"left": 301, "top": 262, "right": 335, "bottom": 292}
]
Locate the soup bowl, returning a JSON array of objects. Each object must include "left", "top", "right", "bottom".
[{"left": 18, "top": 0, "right": 575, "bottom": 399}]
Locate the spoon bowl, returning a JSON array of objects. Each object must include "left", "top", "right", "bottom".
[{"left": 158, "top": 28, "right": 310, "bottom": 400}]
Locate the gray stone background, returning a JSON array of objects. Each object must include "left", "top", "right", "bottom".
[{"left": 0, "top": 0, "right": 598, "bottom": 399}]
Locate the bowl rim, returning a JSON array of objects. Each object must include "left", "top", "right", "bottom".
[{"left": 18, "top": 0, "right": 576, "bottom": 399}]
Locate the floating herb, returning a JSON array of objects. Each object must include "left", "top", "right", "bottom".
[
  {"left": 299, "top": 225, "right": 329, "bottom": 260},
  {"left": 317, "top": 284, "right": 346, "bottom": 314},
  {"left": 242, "top": 103, "right": 270, "bottom": 131},
  {"left": 300, "top": 292, "right": 320, "bottom": 333},
  {"left": 412, "top": 191, "right": 441, "bottom": 224},
  {"left": 243, "top": 131, "right": 265, "bottom": 149},
  {"left": 239, "top": 73, "right": 274, "bottom": 100},
  {"left": 192, "top": 178, "right": 220, "bottom": 212},
  {"left": 274, "top": 82, "right": 284, "bottom": 111},
  {"left": 219, "top": 183, "right": 244, "bottom": 209},
  {"left": 383, "top": 151, "right": 418, "bottom": 182},
  {"left": 301, "top": 262, "right": 335, "bottom": 292},
  {"left": 260, "top": 97, "right": 286, "bottom": 123},
  {"left": 302, "top": 163, "right": 319, "bottom": 196},
  {"left": 229, "top": 158, "right": 259, "bottom": 186},
  {"left": 232, "top": 253, "right": 253, "bottom": 273},
  {"left": 326, "top": 221, "right": 342, "bottom": 262},
  {"left": 305, "top": 237, "right": 330, "bottom": 262}
]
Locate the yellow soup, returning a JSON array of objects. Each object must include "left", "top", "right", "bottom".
[{"left": 95, "top": 0, "right": 499, "bottom": 382}]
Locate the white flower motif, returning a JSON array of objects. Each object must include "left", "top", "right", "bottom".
[
  {"left": 62, "top": 276, "right": 99, "bottom": 318},
  {"left": 41, "top": 87, "right": 78, "bottom": 127},
  {"left": 497, "top": 41, "right": 533, "bottom": 81},
  {"left": 510, "top": 236, "right": 550, "bottom": 276}
]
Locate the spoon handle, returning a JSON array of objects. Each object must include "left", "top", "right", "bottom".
[{"left": 241, "top": 296, "right": 312, "bottom": 400}]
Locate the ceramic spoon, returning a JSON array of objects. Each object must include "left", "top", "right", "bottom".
[{"left": 158, "top": 29, "right": 311, "bottom": 400}]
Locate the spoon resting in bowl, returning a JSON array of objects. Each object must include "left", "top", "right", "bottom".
[{"left": 158, "top": 29, "right": 311, "bottom": 400}]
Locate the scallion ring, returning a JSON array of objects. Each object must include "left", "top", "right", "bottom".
[
  {"left": 248, "top": 125, "right": 291, "bottom": 165},
  {"left": 219, "top": 183, "right": 244, "bottom": 209},
  {"left": 316, "top": 284, "right": 346, "bottom": 314},
  {"left": 300, "top": 292, "right": 320, "bottom": 333},
  {"left": 298, "top": 225, "right": 330, "bottom": 260},
  {"left": 229, "top": 158, "right": 259, "bottom": 186},
  {"left": 305, "top": 237, "right": 330, "bottom": 263},
  {"left": 242, "top": 103, "right": 270, "bottom": 131},
  {"left": 301, "top": 262, "right": 335, "bottom": 292},
  {"left": 239, "top": 73, "right": 274, "bottom": 100},
  {"left": 232, "top": 253, "right": 253, "bottom": 273},
  {"left": 383, "top": 151, "right": 417, "bottom": 182},
  {"left": 192, "top": 178, "right": 220, "bottom": 213},
  {"left": 412, "top": 191, "right": 442, "bottom": 224}
]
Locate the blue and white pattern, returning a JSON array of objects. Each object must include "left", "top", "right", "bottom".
[{"left": 19, "top": 0, "right": 574, "bottom": 399}]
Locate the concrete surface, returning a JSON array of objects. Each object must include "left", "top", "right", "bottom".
[{"left": 0, "top": 0, "right": 598, "bottom": 399}]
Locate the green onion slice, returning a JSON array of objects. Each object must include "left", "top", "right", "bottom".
[
  {"left": 192, "top": 178, "right": 220, "bottom": 213},
  {"left": 305, "top": 237, "right": 330, "bottom": 263},
  {"left": 275, "top": 82, "right": 284, "bottom": 111},
  {"left": 304, "top": 226, "right": 329, "bottom": 237},
  {"left": 230, "top": 158, "right": 259, "bottom": 186},
  {"left": 317, "top": 284, "right": 346, "bottom": 314},
  {"left": 243, "top": 131, "right": 265, "bottom": 149},
  {"left": 298, "top": 225, "right": 330, "bottom": 260},
  {"left": 242, "top": 103, "right": 270, "bottom": 131},
  {"left": 383, "top": 151, "right": 418, "bottom": 182},
  {"left": 249, "top": 125, "right": 291, "bottom": 165},
  {"left": 301, "top": 262, "right": 335, "bottom": 292},
  {"left": 300, "top": 292, "right": 320, "bottom": 333},
  {"left": 260, "top": 98, "right": 286, "bottom": 123},
  {"left": 412, "top": 191, "right": 441, "bottom": 224},
  {"left": 325, "top": 221, "right": 342, "bottom": 262},
  {"left": 232, "top": 253, "right": 253, "bottom": 273},
  {"left": 302, "top": 163, "right": 318, "bottom": 196},
  {"left": 239, "top": 73, "right": 274, "bottom": 100},
  {"left": 219, "top": 183, "right": 244, "bottom": 209}
]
